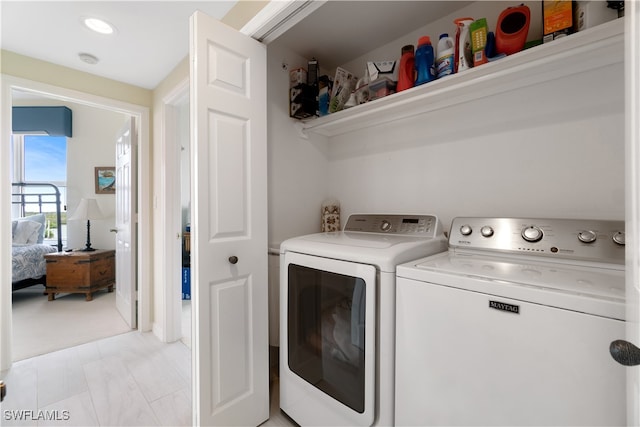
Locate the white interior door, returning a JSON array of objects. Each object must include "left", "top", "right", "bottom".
[
  {"left": 190, "top": 11, "right": 269, "bottom": 426},
  {"left": 115, "top": 118, "right": 137, "bottom": 329}
]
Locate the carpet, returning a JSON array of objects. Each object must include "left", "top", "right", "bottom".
[{"left": 11, "top": 285, "right": 132, "bottom": 361}]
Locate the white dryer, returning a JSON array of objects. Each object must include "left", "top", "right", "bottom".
[
  {"left": 280, "top": 214, "right": 447, "bottom": 426},
  {"left": 395, "top": 217, "right": 627, "bottom": 426}
]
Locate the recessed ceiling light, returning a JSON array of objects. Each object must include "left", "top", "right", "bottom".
[
  {"left": 82, "top": 17, "right": 115, "bottom": 35},
  {"left": 78, "top": 52, "right": 99, "bottom": 65}
]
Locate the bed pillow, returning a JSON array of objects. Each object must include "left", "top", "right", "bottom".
[
  {"left": 13, "top": 220, "right": 42, "bottom": 245},
  {"left": 15, "top": 214, "right": 46, "bottom": 243}
]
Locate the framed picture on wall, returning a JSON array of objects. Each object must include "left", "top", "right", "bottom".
[{"left": 95, "top": 167, "right": 116, "bottom": 194}]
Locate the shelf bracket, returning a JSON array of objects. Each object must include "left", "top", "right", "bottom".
[{"left": 293, "top": 121, "right": 308, "bottom": 139}]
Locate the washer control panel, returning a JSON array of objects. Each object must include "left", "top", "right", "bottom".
[
  {"left": 344, "top": 214, "right": 442, "bottom": 237},
  {"left": 449, "top": 217, "right": 625, "bottom": 264}
]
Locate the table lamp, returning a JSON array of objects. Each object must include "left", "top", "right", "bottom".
[{"left": 69, "top": 198, "right": 104, "bottom": 251}]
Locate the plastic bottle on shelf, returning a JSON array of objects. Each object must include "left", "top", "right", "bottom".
[
  {"left": 454, "top": 17, "right": 475, "bottom": 72},
  {"left": 415, "top": 36, "right": 436, "bottom": 86},
  {"left": 435, "top": 33, "right": 455, "bottom": 78},
  {"left": 396, "top": 44, "right": 415, "bottom": 92}
]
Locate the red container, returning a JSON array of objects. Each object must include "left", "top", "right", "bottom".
[
  {"left": 396, "top": 44, "right": 415, "bottom": 92},
  {"left": 496, "top": 4, "right": 530, "bottom": 55}
]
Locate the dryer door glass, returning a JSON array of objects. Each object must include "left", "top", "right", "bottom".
[{"left": 288, "top": 264, "right": 368, "bottom": 413}]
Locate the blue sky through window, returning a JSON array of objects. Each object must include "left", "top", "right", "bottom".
[
  {"left": 20, "top": 135, "right": 67, "bottom": 214},
  {"left": 24, "top": 135, "right": 67, "bottom": 182}
]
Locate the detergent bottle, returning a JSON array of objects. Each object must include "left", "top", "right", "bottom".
[
  {"left": 396, "top": 44, "right": 415, "bottom": 92},
  {"left": 435, "top": 33, "right": 455, "bottom": 78},
  {"left": 414, "top": 36, "right": 435, "bottom": 86}
]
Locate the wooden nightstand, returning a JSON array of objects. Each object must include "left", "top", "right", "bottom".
[{"left": 44, "top": 249, "right": 115, "bottom": 301}]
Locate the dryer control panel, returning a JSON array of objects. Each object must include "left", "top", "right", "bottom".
[
  {"left": 345, "top": 214, "right": 442, "bottom": 237},
  {"left": 449, "top": 217, "right": 625, "bottom": 264}
]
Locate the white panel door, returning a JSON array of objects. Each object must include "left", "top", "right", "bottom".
[
  {"left": 190, "top": 11, "right": 268, "bottom": 426},
  {"left": 115, "top": 118, "right": 137, "bottom": 329}
]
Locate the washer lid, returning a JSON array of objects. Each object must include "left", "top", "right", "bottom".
[
  {"left": 397, "top": 252, "right": 625, "bottom": 320},
  {"left": 281, "top": 231, "right": 447, "bottom": 272}
]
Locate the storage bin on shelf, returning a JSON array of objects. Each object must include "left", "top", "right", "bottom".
[{"left": 368, "top": 77, "right": 396, "bottom": 101}]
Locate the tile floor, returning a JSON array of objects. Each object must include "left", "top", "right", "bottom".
[{"left": 0, "top": 331, "right": 295, "bottom": 426}]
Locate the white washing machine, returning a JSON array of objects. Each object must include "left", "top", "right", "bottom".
[
  {"left": 395, "top": 217, "right": 627, "bottom": 426},
  {"left": 280, "top": 214, "right": 447, "bottom": 426}
]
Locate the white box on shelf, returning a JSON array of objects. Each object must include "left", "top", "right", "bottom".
[{"left": 367, "top": 60, "right": 398, "bottom": 82}]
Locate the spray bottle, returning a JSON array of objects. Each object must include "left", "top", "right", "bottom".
[{"left": 454, "top": 17, "right": 474, "bottom": 73}]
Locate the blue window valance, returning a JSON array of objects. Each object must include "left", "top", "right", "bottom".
[{"left": 12, "top": 106, "right": 72, "bottom": 137}]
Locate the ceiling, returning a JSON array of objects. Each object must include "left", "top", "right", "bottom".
[
  {"left": 273, "top": 1, "right": 473, "bottom": 72},
  {"left": 1, "top": 1, "right": 475, "bottom": 92},
  {"left": 0, "top": 1, "right": 238, "bottom": 90}
]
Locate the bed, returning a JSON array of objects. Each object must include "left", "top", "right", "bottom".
[{"left": 11, "top": 183, "right": 63, "bottom": 292}]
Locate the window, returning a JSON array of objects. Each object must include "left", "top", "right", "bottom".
[
  {"left": 12, "top": 135, "right": 68, "bottom": 244},
  {"left": 23, "top": 135, "right": 67, "bottom": 183}
]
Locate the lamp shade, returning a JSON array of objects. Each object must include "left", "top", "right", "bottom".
[{"left": 69, "top": 198, "right": 104, "bottom": 221}]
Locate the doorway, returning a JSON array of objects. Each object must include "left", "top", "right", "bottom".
[
  {"left": 158, "top": 78, "right": 191, "bottom": 345},
  {"left": 0, "top": 75, "right": 152, "bottom": 370},
  {"left": 11, "top": 90, "right": 132, "bottom": 360}
]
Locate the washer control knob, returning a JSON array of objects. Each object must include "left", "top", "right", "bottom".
[
  {"left": 521, "top": 226, "right": 543, "bottom": 242},
  {"left": 578, "top": 230, "right": 597, "bottom": 243},
  {"left": 380, "top": 220, "right": 392, "bottom": 232},
  {"left": 480, "top": 226, "right": 494, "bottom": 238},
  {"left": 460, "top": 224, "right": 472, "bottom": 236},
  {"left": 613, "top": 231, "right": 626, "bottom": 246}
]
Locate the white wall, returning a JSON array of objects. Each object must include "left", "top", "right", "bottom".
[
  {"left": 326, "top": 64, "right": 624, "bottom": 231},
  {"left": 328, "top": 93, "right": 623, "bottom": 231},
  {"left": 14, "top": 96, "right": 129, "bottom": 250},
  {"left": 266, "top": 43, "right": 331, "bottom": 245},
  {"left": 65, "top": 103, "right": 128, "bottom": 250}
]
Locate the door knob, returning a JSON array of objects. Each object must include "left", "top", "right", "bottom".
[
  {"left": 228, "top": 256, "right": 238, "bottom": 265},
  {"left": 609, "top": 340, "right": 640, "bottom": 366},
  {"left": 109, "top": 228, "right": 118, "bottom": 233}
]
